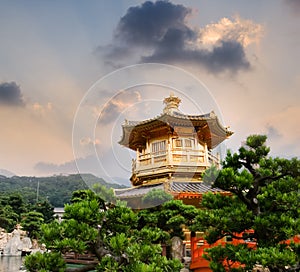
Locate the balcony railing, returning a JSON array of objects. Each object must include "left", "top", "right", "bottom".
[{"left": 132, "top": 149, "right": 220, "bottom": 174}]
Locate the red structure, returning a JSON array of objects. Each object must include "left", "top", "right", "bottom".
[
  {"left": 191, "top": 231, "right": 255, "bottom": 272},
  {"left": 190, "top": 232, "right": 299, "bottom": 271}
]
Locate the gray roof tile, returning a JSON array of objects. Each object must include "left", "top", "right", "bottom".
[
  {"left": 115, "top": 183, "right": 164, "bottom": 198},
  {"left": 170, "top": 181, "right": 222, "bottom": 193}
]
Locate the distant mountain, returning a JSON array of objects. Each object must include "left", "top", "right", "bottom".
[
  {"left": 104, "top": 176, "right": 131, "bottom": 187},
  {"left": 0, "top": 169, "right": 16, "bottom": 177},
  {"left": 0, "top": 173, "right": 127, "bottom": 207}
]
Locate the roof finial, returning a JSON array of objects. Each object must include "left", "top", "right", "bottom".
[{"left": 163, "top": 93, "right": 181, "bottom": 114}]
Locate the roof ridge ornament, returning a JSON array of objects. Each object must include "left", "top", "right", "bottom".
[{"left": 163, "top": 93, "right": 181, "bottom": 114}]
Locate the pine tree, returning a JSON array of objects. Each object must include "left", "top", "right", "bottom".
[{"left": 192, "top": 135, "right": 300, "bottom": 271}]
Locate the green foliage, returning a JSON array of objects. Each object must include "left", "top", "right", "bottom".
[
  {"left": 132, "top": 227, "right": 169, "bottom": 243},
  {"left": 97, "top": 256, "right": 119, "bottom": 271},
  {"left": 64, "top": 199, "right": 104, "bottom": 226},
  {"left": 0, "top": 174, "right": 125, "bottom": 207},
  {"left": 26, "top": 189, "right": 183, "bottom": 272},
  {"left": 193, "top": 134, "right": 300, "bottom": 271},
  {"left": 41, "top": 219, "right": 98, "bottom": 254},
  {"left": 142, "top": 189, "right": 173, "bottom": 207},
  {"left": 33, "top": 200, "right": 55, "bottom": 223},
  {"left": 21, "top": 211, "right": 44, "bottom": 239},
  {"left": 24, "top": 251, "right": 65, "bottom": 272},
  {"left": 8, "top": 192, "right": 27, "bottom": 216},
  {"left": 97, "top": 235, "right": 182, "bottom": 272},
  {"left": 138, "top": 199, "right": 199, "bottom": 239},
  {"left": 206, "top": 243, "right": 300, "bottom": 272},
  {"left": 92, "top": 183, "right": 117, "bottom": 203},
  {"left": 206, "top": 244, "right": 249, "bottom": 272},
  {"left": 0, "top": 192, "right": 29, "bottom": 231},
  {"left": 202, "top": 164, "right": 220, "bottom": 185},
  {"left": 109, "top": 233, "right": 128, "bottom": 254},
  {"left": 104, "top": 205, "right": 138, "bottom": 234},
  {"left": 0, "top": 204, "right": 19, "bottom": 232}
]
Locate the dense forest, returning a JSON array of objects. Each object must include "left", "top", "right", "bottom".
[{"left": 0, "top": 174, "right": 127, "bottom": 207}]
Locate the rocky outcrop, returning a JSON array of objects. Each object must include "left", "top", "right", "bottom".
[
  {"left": 0, "top": 228, "right": 9, "bottom": 251},
  {"left": 3, "top": 229, "right": 23, "bottom": 256},
  {"left": 0, "top": 225, "right": 34, "bottom": 256},
  {"left": 171, "top": 236, "right": 183, "bottom": 260},
  {"left": 253, "top": 265, "right": 270, "bottom": 272}
]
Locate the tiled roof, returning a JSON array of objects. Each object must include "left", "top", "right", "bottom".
[
  {"left": 114, "top": 181, "right": 223, "bottom": 199},
  {"left": 124, "top": 111, "right": 215, "bottom": 128},
  {"left": 170, "top": 181, "right": 222, "bottom": 193},
  {"left": 114, "top": 183, "right": 164, "bottom": 198}
]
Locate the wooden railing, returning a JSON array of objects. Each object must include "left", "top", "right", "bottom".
[
  {"left": 133, "top": 149, "right": 220, "bottom": 172},
  {"left": 64, "top": 252, "right": 98, "bottom": 264}
]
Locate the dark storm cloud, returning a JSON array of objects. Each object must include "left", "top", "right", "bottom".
[
  {"left": 0, "top": 81, "right": 25, "bottom": 106},
  {"left": 285, "top": 0, "right": 300, "bottom": 14},
  {"left": 142, "top": 40, "right": 250, "bottom": 73},
  {"left": 115, "top": 0, "right": 191, "bottom": 47},
  {"left": 100, "top": 0, "right": 251, "bottom": 73}
]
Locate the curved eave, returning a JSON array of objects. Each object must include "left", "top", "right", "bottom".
[
  {"left": 205, "top": 115, "right": 234, "bottom": 148},
  {"left": 118, "top": 118, "right": 166, "bottom": 150},
  {"left": 119, "top": 112, "right": 233, "bottom": 150}
]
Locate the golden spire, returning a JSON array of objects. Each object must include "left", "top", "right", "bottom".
[{"left": 163, "top": 93, "right": 181, "bottom": 114}]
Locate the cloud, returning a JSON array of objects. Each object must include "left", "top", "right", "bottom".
[
  {"left": 198, "top": 16, "right": 263, "bottom": 48},
  {"left": 142, "top": 40, "right": 250, "bottom": 73},
  {"left": 284, "top": 0, "right": 300, "bottom": 15},
  {"left": 34, "top": 160, "right": 77, "bottom": 175},
  {"left": 97, "top": 90, "right": 141, "bottom": 125},
  {"left": 0, "top": 81, "right": 25, "bottom": 106},
  {"left": 264, "top": 106, "right": 300, "bottom": 158},
  {"left": 32, "top": 102, "right": 53, "bottom": 116},
  {"left": 115, "top": 0, "right": 191, "bottom": 47},
  {"left": 34, "top": 155, "right": 100, "bottom": 175},
  {"left": 80, "top": 137, "right": 101, "bottom": 146},
  {"left": 266, "top": 124, "right": 282, "bottom": 140},
  {"left": 34, "top": 152, "right": 131, "bottom": 183},
  {"left": 99, "top": 1, "right": 263, "bottom": 73}
]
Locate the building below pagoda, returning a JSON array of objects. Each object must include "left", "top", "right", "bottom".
[{"left": 115, "top": 94, "right": 233, "bottom": 208}]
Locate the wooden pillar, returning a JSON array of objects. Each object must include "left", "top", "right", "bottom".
[
  {"left": 136, "top": 148, "right": 140, "bottom": 168},
  {"left": 204, "top": 143, "right": 209, "bottom": 166},
  {"left": 167, "top": 134, "right": 173, "bottom": 164}
]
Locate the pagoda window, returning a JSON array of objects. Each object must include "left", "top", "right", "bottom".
[
  {"left": 185, "top": 139, "right": 193, "bottom": 148},
  {"left": 152, "top": 140, "right": 166, "bottom": 153},
  {"left": 174, "top": 138, "right": 194, "bottom": 149},
  {"left": 175, "top": 139, "right": 182, "bottom": 147}
]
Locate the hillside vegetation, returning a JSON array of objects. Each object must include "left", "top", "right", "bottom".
[{"left": 0, "top": 173, "right": 126, "bottom": 207}]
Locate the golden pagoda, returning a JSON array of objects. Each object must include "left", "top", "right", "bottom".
[{"left": 115, "top": 94, "right": 233, "bottom": 207}]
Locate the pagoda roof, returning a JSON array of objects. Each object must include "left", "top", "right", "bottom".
[
  {"left": 124, "top": 110, "right": 212, "bottom": 127},
  {"left": 119, "top": 109, "right": 233, "bottom": 150},
  {"left": 115, "top": 183, "right": 164, "bottom": 199},
  {"left": 114, "top": 181, "right": 224, "bottom": 199},
  {"left": 170, "top": 181, "right": 223, "bottom": 193}
]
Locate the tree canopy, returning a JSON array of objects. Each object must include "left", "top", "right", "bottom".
[
  {"left": 25, "top": 190, "right": 184, "bottom": 272},
  {"left": 192, "top": 135, "right": 300, "bottom": 271},
  {"left": 0, "top": 174, "right": 125, "bottom": 207},
  {"left": 138, "top": 199, "right": 199, "bottom": 239},
  {"left": 0, "top": 192, "right": 54, "bottom": 233}
]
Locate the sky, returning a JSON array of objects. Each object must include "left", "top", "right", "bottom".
[{"left": 0, "top": 0, "right": 299, "bottom": 182}]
